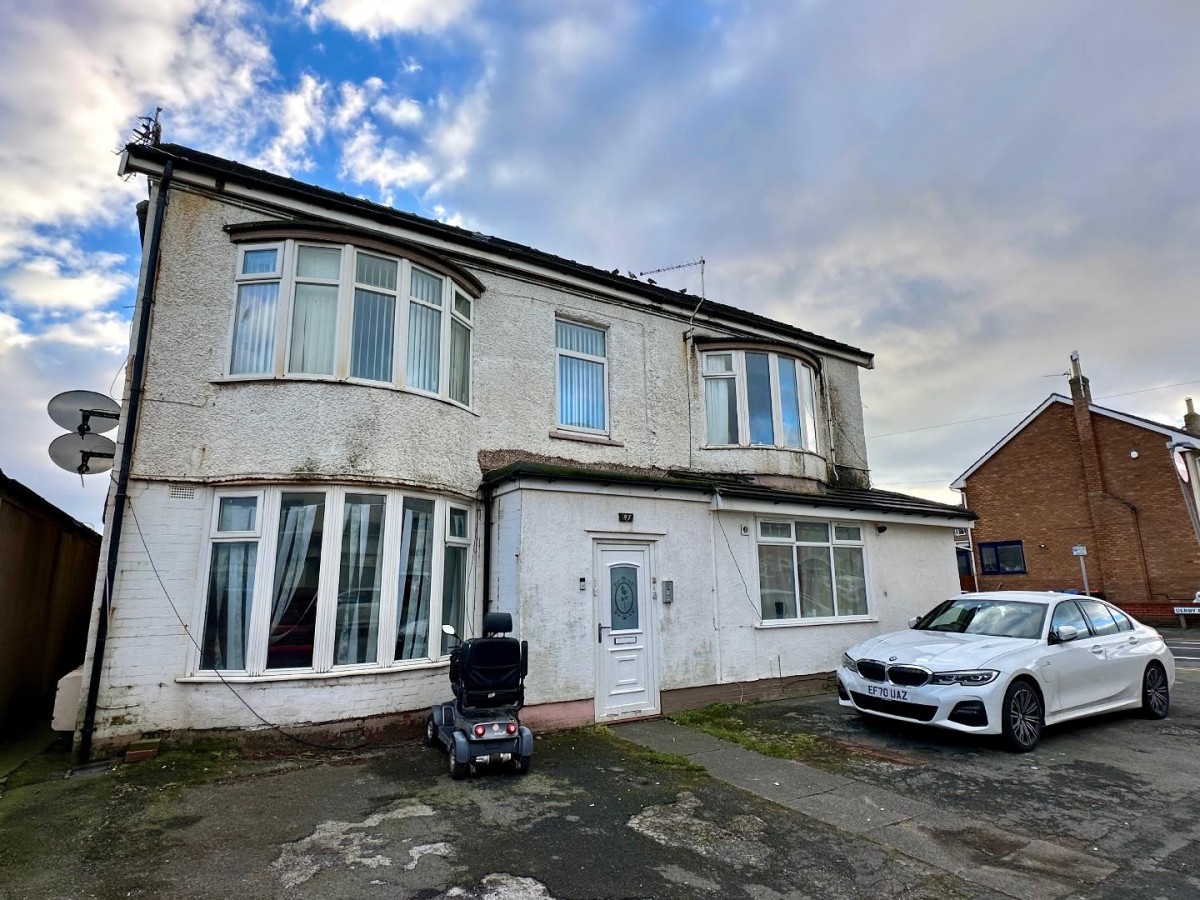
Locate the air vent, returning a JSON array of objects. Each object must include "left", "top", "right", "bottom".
[{"left": 168, "top": 485, "right": 196, "bottom": 500}]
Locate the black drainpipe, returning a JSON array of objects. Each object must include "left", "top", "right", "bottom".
[
  {"left": 78, "top": 161, "right": 173, "bottom": 763},
  {"left": 481, "top": 481, "right": 494, "bottom": 616}
]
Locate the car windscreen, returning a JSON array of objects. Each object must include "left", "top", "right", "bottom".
[{"left": 917, "top": 598, "right": 1046, "bottom": 639}]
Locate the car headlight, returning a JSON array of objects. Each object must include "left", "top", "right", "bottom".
[
  {"left": 842, "top": 652, "right": 856, "bottom": 671},
  {"left": 931, "top": 670, "right": 999, "bottom": 686}
]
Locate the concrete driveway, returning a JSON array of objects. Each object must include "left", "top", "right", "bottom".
[
  {"left": 626, "top": 664, "right": 1200, "bottom": 900},
  {"left": 0, "top": 672, "right": 1195, "bottom": 899}
]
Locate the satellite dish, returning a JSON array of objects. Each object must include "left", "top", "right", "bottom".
[
  {"left": 49, "top": 432, "right": 117, "bottom": 475},
  {"left": 48, "top": 390, "right": 121, "bottom": 435}
]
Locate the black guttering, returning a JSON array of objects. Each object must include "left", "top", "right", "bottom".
[
  {"left": 79, "top": 161, "right": 173, "bottom": 763},
  {"left": 482, "top": 461, "right": 976, "bottom": 521},
  {"left": 120, "top": 142, "right": 873, "bottom": 368}
]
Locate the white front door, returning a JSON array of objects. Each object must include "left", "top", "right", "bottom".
[{"left": 595, "top": 544, "right": 658, "bottom": 720}]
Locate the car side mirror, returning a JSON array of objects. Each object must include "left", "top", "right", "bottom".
[
  {"left": 907, "top": 616, "right": 920, "bottom": 629},
  {"left": 441, "top": 624, "right": 456, "bottom": 636},
  {"left": 1051, "top": 624, "right": 1079, "bottom": 644}
]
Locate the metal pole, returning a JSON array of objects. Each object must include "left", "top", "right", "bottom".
[{"left": 1079, "top": 556, "right": 1090, "bottom": 595}]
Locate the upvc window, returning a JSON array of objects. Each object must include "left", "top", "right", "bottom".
[
  {"left": 701, "top": 350, "right": 818, "bottom": 451},
  {"left": 227, "top": 242, "right": 473, "bottom": 407},
  {"left": 556, "top": 319, "right": 608, "bottom": 433},
  {"left": 756, "top": 519, "right": 868, "bottom": 621},
  {"left": 197, "top": 486, "right": 474, "bottom": 676},
  {"left": 978, "top": 541, "right": 1026, "bottom": 575}
]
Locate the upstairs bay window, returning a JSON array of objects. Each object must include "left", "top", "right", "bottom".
[
  {"left": 198, "top": 487, "right": 472, "bottom": 677},
  {"left": 228, "top": 241, "right": 473, "bottom": 407},
  {"left": 702, "top": 350, "right": 818, "bottom": 451}
]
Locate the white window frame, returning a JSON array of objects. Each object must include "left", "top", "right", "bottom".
[
  {"left": 755, "top": 516, "right": 871, "bottom": 624},
  {"left": 448, "top": 290, "right": 473, "bottom": 407},
  {"left": 701, "top": 349, "right": 819, "bottom": 453},
  {"left": 226, "top": 243, "right": 286, "bottom": 380},
  {"left": 191, "top": 485, "right": 472, "bottom": 679},
  {"left": 224, "top": 241, "right": 474, "bottom": 411},
  {"left": 555, "top": 317, "right": 610, "bottom": 435}
]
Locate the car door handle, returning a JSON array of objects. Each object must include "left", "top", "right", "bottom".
[
  {"left": 1090, "top": 646, "right": 1105, "bottom": 655},
  {"left": 1128, "top": 636, "right": 1138, "bottom": 644}
]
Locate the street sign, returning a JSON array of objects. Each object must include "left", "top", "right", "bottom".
[
  {"left": 1174, "top": 607, "right": 1200, "bottom": 616},
  {"left": 1072, "top": 545, "right": 1087, "bottom": 556}
]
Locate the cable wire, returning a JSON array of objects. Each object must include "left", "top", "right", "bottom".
[
  {"left": 126, "top": 499, "right": 366, "bottom": 752},
  {"left": 715, "top": 505, "right": 764, "bottom": 622}
]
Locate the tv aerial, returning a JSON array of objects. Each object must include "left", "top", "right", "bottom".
[{"left": 47, "top": 390, "right": 121, "bottom": 485}]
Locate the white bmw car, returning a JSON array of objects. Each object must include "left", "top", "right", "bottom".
[{"left": 838, "top": 591, "right": 1175, "bottom": 751}]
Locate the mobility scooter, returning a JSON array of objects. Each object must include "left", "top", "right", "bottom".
[{"left": 425, "top": 612, "right": 533, "bottom": 779}]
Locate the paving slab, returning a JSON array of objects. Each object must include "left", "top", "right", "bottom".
[
  {"left": 612, "top": 719, "right": 731, "bottom": 756},
  {"left": 783, "top": 783, "right": 939, "bottom": 834}
]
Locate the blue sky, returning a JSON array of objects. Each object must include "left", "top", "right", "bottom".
[{"left": 2, "top": 0, "right": 1199, "bottom": 527}]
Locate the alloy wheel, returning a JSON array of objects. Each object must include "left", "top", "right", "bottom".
[
  {"left": 1144, "top": 666, "right": 1170, "bottom": 718},
  {"left": 1009, "top": 686, "right": 1041, "bottom": 749}
]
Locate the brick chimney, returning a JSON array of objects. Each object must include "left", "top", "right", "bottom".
[
  {"left": 1068, "top": 351, "right": 1104, "bottom": 493},
  {"left": 1185, "top": 397, "right": 1200, "bottom": 437},
  {"left": 1067, "top": 350, "right": 1092, "bottom": 405}
]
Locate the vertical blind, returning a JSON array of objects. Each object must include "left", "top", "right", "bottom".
[
  {"left": 289, "top": 284, "right": 338, "bottom": 375},
  {"left": 230, "top": 283, "right": 278, "bottom": 375},
  {"left": 449, "top": 319, "right": 470, "bottom": 404},
  {"left": 351, "top": 290, "right": 395, "bottom": 382},
  {"left": 556, "top": 321, "right": 606, "bottom": 430},
  {"left": 407, "top": 303, "right": 441, "bottom": 392}
]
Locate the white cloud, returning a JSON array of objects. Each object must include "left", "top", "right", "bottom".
[
  {"left": 339, "top": 122, "right": 435, "bottom": 192},
  {"left": 38, "top": 311, "right": 132, "bottom": 352},
  {"left": 332, "top": 81, "right": 370, "bottom": 131},
  {"left": 374, "top": 95, "right": 424, "bottom": 127},
  {"left": 0, "top": 311, "right": 31, "bottom": 348},
  {"left": 253, "top": 73, "right": 329, "bottom": 174},
  {"left": 2, "top": 256, "right": 135, "bottom": 312},
  {"left": 295, "top": 0, "right": 478, "bottom": 39}
]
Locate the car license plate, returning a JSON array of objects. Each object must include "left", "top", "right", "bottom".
[{"left": 866, "top": 685, "right": 909, "bottom": 701}]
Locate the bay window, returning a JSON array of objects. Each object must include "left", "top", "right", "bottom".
[
  {"left": 756, "top": 518, "right": 869, "bottom": 622},
  {"left": 197, "top": 487, "right": 474, "bottom": 676},
  {"left": 228, "top": 241, "right": 474, "bottom": 407},
  {"left": 701, "top": 350, "right": 818, "bottom": 452}
]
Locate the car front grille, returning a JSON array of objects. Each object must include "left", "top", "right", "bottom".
[
  {"left": 856, "top": 659, "right": 887, "bottom": 681},
  {"left": 850, "top": 691, "right": 938, "bottom": 723},
  {"left": 886, "top": 665, "right": 932, "bottom": 687},
  {"left": 853, "top": 659, "right": 931, "bottom": 687}
]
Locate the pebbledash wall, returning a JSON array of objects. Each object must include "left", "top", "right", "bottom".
[{"left": 77, "top": 146, "right": 967, "bottom": 751}]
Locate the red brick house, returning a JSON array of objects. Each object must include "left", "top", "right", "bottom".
[{"left": 951, "top": 355, "right": 1200, "bottom": 620}]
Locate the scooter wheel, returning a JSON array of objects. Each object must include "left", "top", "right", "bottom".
[
  {"left": 424, "top": 715, "right": 438, "bottom": 748},
  {"left": 514, "top": 754, "right": 532, "bottom": 775},
  {"left": 449, "top": 749, "right": 470, "bottom": 780}
]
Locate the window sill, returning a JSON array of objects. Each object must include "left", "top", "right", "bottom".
[
  {"left": 701, "top": 444, "right": 821, "bottom": 456},
  {"left": 754, "top": 615, "right": 877, "bottom": 629},
  {"left": 179, "top": 659, "right": 450, "bottom": 684},
  {"left": 549, "top": 429, "right": 625, "bottom": 447},
  {"left": 211, "top": 376, "right": 480, "bottom": 416}
]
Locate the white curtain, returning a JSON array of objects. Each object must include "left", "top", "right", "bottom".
[
  {"left": 230, "top": 282, "right": 279, "bottom": 375},
  {"left": 396, "top": 500, "right": 434, "bottom": 659},
  {"left": 271, "top": 503, "right": 319, "bottom": 630},
  {"left": 449, "top": 319, "right": 470, "bottom": 405},
  {"left": 202, "top": 542, "right": 256, "bottom": 669},
  {"left": 335, "top": 498, "right": 383, "bottom": 665},
  {"left": 704, "top": 376, "right": 737, "bottom": 444}
]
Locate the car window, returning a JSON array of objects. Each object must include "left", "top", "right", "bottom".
[
  {"left": 918, "top": 598, "right": 1046, "bottom": 638},
  {"left": 1109, "top": 607, "right": 1134, "bottom": 632},
  {"left": 1051, "top": 601, "right": 1089, "bottom": 634},
  {"left": 1079, "top": 600, "right": 1119, "bottom": 636}
]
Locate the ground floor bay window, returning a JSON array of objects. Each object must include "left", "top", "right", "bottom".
[
  {"left": 198, "top": 486, "right": 473, "bottom": 676},
  {"left": 756, "top": 518, "right": 869, "bottom": 622}
]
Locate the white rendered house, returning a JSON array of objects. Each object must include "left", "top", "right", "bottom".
[{"left": 75, "top": 142, "right": 972, "bottom": 754}]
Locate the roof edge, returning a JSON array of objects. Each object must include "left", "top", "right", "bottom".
[{"left": 122, "top": 142, "right": 874, "bottom": 367}]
